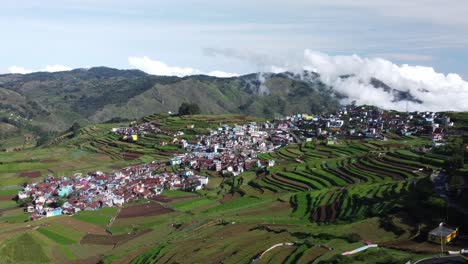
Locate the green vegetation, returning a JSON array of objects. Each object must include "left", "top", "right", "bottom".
[
  {"left": 0, "top": 233, "right": 50, "bottom": 264},
  {"left": 72, "top": 207, "right": 118, "bottom": 226},
  {"left": 0, "top": 147, "right": 139, "bottom": 187},
  {"left": 0, "top": 68, "right": 339, "bottom": 145},
  {"left": 171, "top": 198, "right": 215, "bottom": 212},
  {"left": 178, "top": 102, "right": 201, "bottom": 115},
  {"left": 0, "top": 112, "right": 466, "bottom": 263},
  {"left": 37, "top": 228, "right": 76, "bottom": 245}
]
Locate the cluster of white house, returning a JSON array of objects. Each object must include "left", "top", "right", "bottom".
[
  {"left": 18, "top": 162, "right": 208, "bottom": 220},
  {"left": 169, "top": 123, "right": 287, "bottom": 176},
  {"left": 277, "top": 106, "right": 454, "bottom": 146}
]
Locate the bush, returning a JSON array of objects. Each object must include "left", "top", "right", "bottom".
[
  {"left": 178, "top": 102, "right": 201, "bottom": 115},
  {"left": 345, "top": 233, "right": 362, "bottom": 243},
  {"left": 16, "top": 197, "right": 33, "bottom": 207}
]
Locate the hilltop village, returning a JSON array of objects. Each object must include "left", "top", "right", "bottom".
[
  {"left": 18, "top": 163, "right": 209, "bottom": 220},
  {"left": 17, "top": 105, "right": 454, "bottom": 220}
]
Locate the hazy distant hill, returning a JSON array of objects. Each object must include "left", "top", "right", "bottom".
[
  {"left": 0, "top": 68, "right": 340, "bottom": 133},
  {"left": 0, "top": 66, "right": 427, "bottom": 147}
]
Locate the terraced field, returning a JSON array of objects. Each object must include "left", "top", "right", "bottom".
[
  {"left": 65, "top": 114, "right": 264, "bottom": 162},
  {"left": 253, "top": 139, "right": 434, "bottom": 195},
  {"left": 1, "top": 113, "right": 461, "bottom": 264},
  {"left": 67, "top": 125, "right": 173, "bottom": 161},
  {"left": 249, "top": 138, "right": 445, "bottom": 227},
  {"left": 291, "top": 181, "right": 412, "bottom": 222}
]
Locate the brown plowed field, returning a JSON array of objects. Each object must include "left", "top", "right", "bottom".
[
  {"left": 0, "top": 196, "right": 14, "bottom": 201},
  {"left": 55, "top": 217, "right": 108, "bottom": 235},
  {"left": 150, "top": 194, "right": 198, "bottom": 203},
  {"left": 80, "top": 229, "right": 151, "bottom": 245},
  {"left": 122, "top": 152, "right": 142, "bottom": 160},
  {"left": 41, "top": 159, "right": 58, "bottom": 163},
  {"left": 117, "top": 203, "right": 173, "bottom": 218},
  {"left": 19, "top": 171, "right": 41, "bottom": 178}
]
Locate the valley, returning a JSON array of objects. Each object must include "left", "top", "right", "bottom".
[{"left": 0, "top": 106, "right": 467, "bottom": 263}]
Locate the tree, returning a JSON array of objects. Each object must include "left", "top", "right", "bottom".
[
  {"left": 51, "top": 197, "right": 67, "bottom": 208},
  {"left": 17, "top": 197, "right": 33, "bottom": 207},
  {"left": 178, "top": 102, "right": 200, "bottom": 116},
  {"left": 70, "top": 122, "right": 81, "bottom": 137}
]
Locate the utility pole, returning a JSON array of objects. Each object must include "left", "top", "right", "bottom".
[{"left": 440, "top": 222, "right": 444, "bottom": 255}]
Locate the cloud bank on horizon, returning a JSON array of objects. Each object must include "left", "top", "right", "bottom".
[
  {"left": 6, "top": 50, "right": 468, "bottom": 112},
  {"left": 8, "top": 65, "right": 72, "bottom": 74},
  {"left": 127, "top": 56, "right": 238, "bottom": 78},
  {"left": 201, "top": 48, "right": 468, "bottom": 112},
  {"left": 299, "top": 50, "right": 468, "bottom": 112}
]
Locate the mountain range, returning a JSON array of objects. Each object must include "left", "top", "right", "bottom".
[{"left": 0, "top": 67, "right": 423, "bottom": 141}]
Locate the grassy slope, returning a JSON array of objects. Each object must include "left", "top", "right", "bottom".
[{"left": 0, "top": 233, "right": 50, "bottom": 264}]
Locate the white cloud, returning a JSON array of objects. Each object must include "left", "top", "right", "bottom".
[
  {"left": 299, "top": 50, "right": 468, "bottom": 111},
  {"left": 206, "top": 70, "right": 238, "bottom": 78},
  {"left": 8, "top": 64, "right": 72, "bottom": 74},
  {"left": 128, "top": 56, "right": 196, "bottom": 77},
  {"left": 128, "top": 56, "right": 238, "bottom": 78},
  {"left": 7, "top": 66, "right": 31, "bottom": 74},
  {"left": 202, "top": 47, "right": 468, "bottom": 111}
]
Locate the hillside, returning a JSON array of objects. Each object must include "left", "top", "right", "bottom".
[
  {"left": 0, "top": 68, "right": 338, "bottom": 134},
  {"left": 1, "top": 67, "right": 436, "bottom": 152},
  {"left": 0, "top": 109, "right": 466, "bottom": 263}
]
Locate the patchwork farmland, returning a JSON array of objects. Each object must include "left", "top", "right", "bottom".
[{"left": 0, "top": 111, "right": 466, "bottom": 264}]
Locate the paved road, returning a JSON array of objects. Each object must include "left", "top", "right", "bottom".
[{"left": 414, "top": 255, "right": 467, "bottom": 264}]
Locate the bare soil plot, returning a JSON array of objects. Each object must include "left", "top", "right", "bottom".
[
  {"left": 80, "top": 229, "right": 151, "bottom": 245},
  {"left": 54, "top": 217, "right": 108, "bottom": 235},
  {"left": 117, "top": 203, "right": 173, "bottom": 219},
  {"left": 220, "top": 192, "right": 241, "bottom": 204},
  {"left": 41, "top": 159, "right": 58, "bottom": 163},
  {"left": 151, "top": 194, "right": 198, "bottom": 203},
  {"left": 19, "top": 170, "right": 41, "bottom": 178},
  {"left": 0, "top": 196, "right": 15, "bottom": 201},
  {"left": 122, "top": 152, "right": 142, "bottom": 160}
]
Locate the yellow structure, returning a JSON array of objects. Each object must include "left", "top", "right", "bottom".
[
  {"left": 304, "top": 115, "right": 314, "bottom": 121},
  {"left": 428, "top": 225, "right": 458, "bottom": 244},
  {"left": 122, "top": 135, "right": 138, "bottom": 142}
]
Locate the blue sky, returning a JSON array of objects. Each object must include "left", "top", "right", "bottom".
[{"left": 2, "top": 0, "right": 468, "bottom": 78}]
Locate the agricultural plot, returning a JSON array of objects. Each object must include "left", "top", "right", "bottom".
[
  {"left": 36, "top": 222, "right": 85, "bottom": 245},
  {"left": 72, "top": 207, "right": 118, "bottom": 226},
  {"left": 203, "top": 196, "right": 272, "bottom": 215},
  {"left": 291, "top": 181, "right": 412, "bottom": 223},
  {"left": 0, "top": 147, "right": 135, "bottom": 186},
  {"left": 80, "top": 229, "right": 152, "bottom": 245},
  {"left": 0, "top": 113, "right": 459, "bottom": 264},
  {"left": 0, "top": 233, "right": 50, "bottom": 264},
  {"left": 117, "top": 203, "right": 173, "bottom": 218},
  {"left": 170, "top": 197, "right": 217, "bottom": 212},
  {"left": 69, "top": 114, "right": 265, "bottom": 162},
  {"left": 254, "top": 140, "right": 436, "bottom": 194}
]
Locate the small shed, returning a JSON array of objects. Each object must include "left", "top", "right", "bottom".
[{"left": 428, "top": 225, "right": 458, "bottom": 244}]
